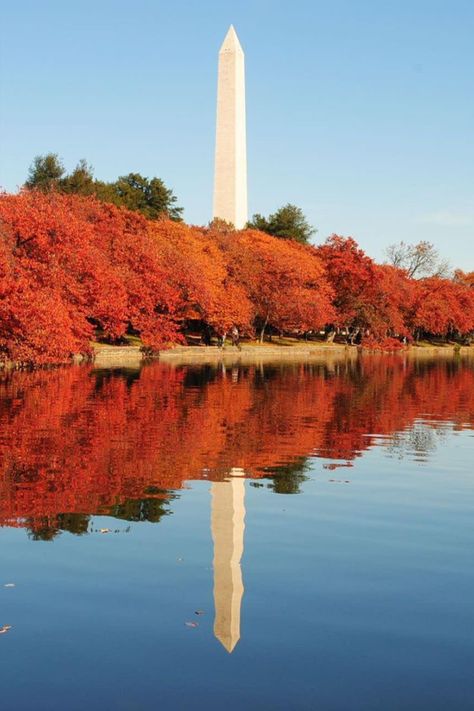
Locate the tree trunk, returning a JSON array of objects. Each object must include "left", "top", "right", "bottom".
[
  {"left": 260, "top": 316, "right": 269, "bottom": 343},
  {"left": 349, "top": 327, "right": 360, "bottom": 345}
]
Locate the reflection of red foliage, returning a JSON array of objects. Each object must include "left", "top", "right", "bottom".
[{"left": 1, "top": 358, "right": 474, "bottom": 531}]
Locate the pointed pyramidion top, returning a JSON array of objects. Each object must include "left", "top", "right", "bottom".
[{"left": 219, "top": 25, "right": 244, "bottom": 55}]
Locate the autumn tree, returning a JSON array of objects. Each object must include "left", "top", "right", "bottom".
[
  {"left": 453, "top": 269, "right": 474, "bottom": 288},
  {"left": 385, "top": 240, "right": 450, "bottom": 278},
  {"left": 221, "top": 229, "right": 334, "bottom": 340},
  {"left": 407, "top": 277, "right": 474, "bottom": 340},
  {"left": 0, "top": 192, "right": 184, "bottom": 364},
  {"left": 2, "top": 188, "right": 473, "bottom": 365},
  {"left": 247, "top": 204, "right": 315, "bottom": 244},
  {"left": 149, "top": 220, "right": 253, "bottom": 336},
  {"left": 317, "top": 236, "right": 380, "bottom": 341},
  {"left": 208, "top": 217, "right": 235, "bottom": 233}
]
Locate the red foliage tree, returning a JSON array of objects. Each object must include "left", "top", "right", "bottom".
[
  {"left": 149, "top": 220, "right": 253, "bottom": 335},
  {"left": 0, "top": 192, "right": 184, "bottom": 363},
  {"left": 1, "top": 192, "right": 474, "bottom": 366},
  {"left": 407, "top": 277, "right": 474, "bottom": 339},
  {"left": 220, "top": 229, "right": 335, "bottom": 340},
  {"left": 317, "top": 235, "right": 381, "bottom": 339}
]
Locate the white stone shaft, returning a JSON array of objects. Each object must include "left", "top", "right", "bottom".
[
  {"left": 211, "top": 474, "right": 246, "bottom": 653},
  {"left": 213, "top": 25, "right": 248, "bottom": 229}
]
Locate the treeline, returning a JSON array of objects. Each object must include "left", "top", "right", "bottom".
[
  {"left": 1, "top": 190, "right": 474, "bottom": 365},
  {"left": 25, "top": 153, "right": 183, "bottom": 221}
]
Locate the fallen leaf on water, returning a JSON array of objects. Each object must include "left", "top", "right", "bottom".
[
  {"left": 4, "top": 583, "right": 15, "bottom": 588},
  {"left": 0, "top": 625, "right": 12, "bottom": 635},
  {"left": 185, "top": 621, "right": 199, "bottom": 628}
]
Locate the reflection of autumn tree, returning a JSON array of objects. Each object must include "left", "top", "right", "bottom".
[{"left": 1, "top": 358, "right": 474, "bottom": 531}]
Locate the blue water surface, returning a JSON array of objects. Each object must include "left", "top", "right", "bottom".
[{"left": 0, "top": 356, "right": 473, "bottom": 710}]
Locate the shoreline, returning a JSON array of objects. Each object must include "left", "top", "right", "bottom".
[
  {"left": 2, "top": 341, "right": 473, "bottom": 372},
  {"left": 157, "top": 342, "right": 474, "bottom": 365}
]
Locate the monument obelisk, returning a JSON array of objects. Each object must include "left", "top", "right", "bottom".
[
  {"left": 212, "top": 25, "right": 248, "bottom": 229},
  {"left": 211, "top": 472, "right": 246, "bottom": 653}
]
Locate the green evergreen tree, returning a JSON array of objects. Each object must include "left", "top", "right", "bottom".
[
  {"left": 60, "top": 159, "right": 95, "bottom": 196},
  {"left": 25, "top": 155, "right": 183, "bottom": 221},
  {"left": 25, "top": 153, "right": 65, "bottom": 192},
  {"left": 248, "top": 203, "right": 315, "bottom": 244},
  {"left": 109, "top": 173, "right": 183, "bottom": 221}
]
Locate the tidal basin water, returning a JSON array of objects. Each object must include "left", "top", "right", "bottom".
[{"left": 1, "top": 355, "right": 474, "bottom": 710}]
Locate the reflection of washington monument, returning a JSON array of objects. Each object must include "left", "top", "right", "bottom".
[{"left": 211, "top": 470, "right": 246, "bottom": 653}]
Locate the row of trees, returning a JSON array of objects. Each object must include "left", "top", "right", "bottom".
[
  {"left": 24, "top": 156, "right": 457, "bottom": 271},
  {"left": 0, "top": 190, "right": 473, "bottom": 365},
  {"left": 25, "top": 154, "right": 183, "bottom": 221},
  {"left": 26, "top": 153, "right": 316, "bottom": 242}
]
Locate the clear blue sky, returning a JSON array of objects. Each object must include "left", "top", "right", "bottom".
[{"left": 1, "top": 0, "right": 473, "bottom": 266}]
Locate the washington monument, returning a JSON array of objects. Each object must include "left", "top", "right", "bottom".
[
  {"left": 213, "top": 25, "right": 248, "bottom": 229},
  {"left": 211, "top": 473, "right": 246, "bottom": 653}
]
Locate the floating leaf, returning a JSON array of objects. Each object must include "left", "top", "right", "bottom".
[{"left": 0, "top": 625, "right": 12, "bottom": 635}]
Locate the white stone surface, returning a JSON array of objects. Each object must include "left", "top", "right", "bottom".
[
  {"left": 211, "top": 474, "right": 246, "bottom": 653},
  {"left": 213, "top": 25, "right": 248, "bottom": 229}
]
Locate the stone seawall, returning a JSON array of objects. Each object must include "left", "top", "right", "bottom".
[
  {"left": 2, "top": 342, "right": 472, "bottom": 371},
  {"left": 93, "top": 342, "right": 474, "bottom": 368}
]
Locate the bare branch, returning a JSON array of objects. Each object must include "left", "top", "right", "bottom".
[{"left": 384, "top": 240, "right": 450, "bottom": 278}]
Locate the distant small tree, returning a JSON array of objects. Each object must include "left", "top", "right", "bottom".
[
  {"left": 208, "top": 217, "right": 235, "bottom": 233},
  {"left": 453, "top": 269, "right": 474, "bottom": 288},
  {"left": 385, "top": 240, "right": 450, "bottom": 278},
  {"left": 25, "top": 153, "right": 65, "bottom": 192},
  {"left": 247, "top": 204, "right": 316, "bottom": 244}
]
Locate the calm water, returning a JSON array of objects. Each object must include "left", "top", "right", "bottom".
[{"left": 1, "top": 355, "right": 473, "bottom": 710}]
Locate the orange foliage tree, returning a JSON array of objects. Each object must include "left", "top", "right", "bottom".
[
  {"left": 0, "top": 192, "right": 184, "bottom": 363},
  {"left": 318, "top": 235, "right": 474, "bottom": 345},
  {"left": 407, "top": 277, "right": 474, "bottom": 340},
  {"left": 219, "top": 229, "right": 335, "bottom": 340},
  {"left": 148, "top": 220, "right": 253, "bottom": 335},
  {"left": 1, "top": 192, "right": 474, "bottom": 366}
]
